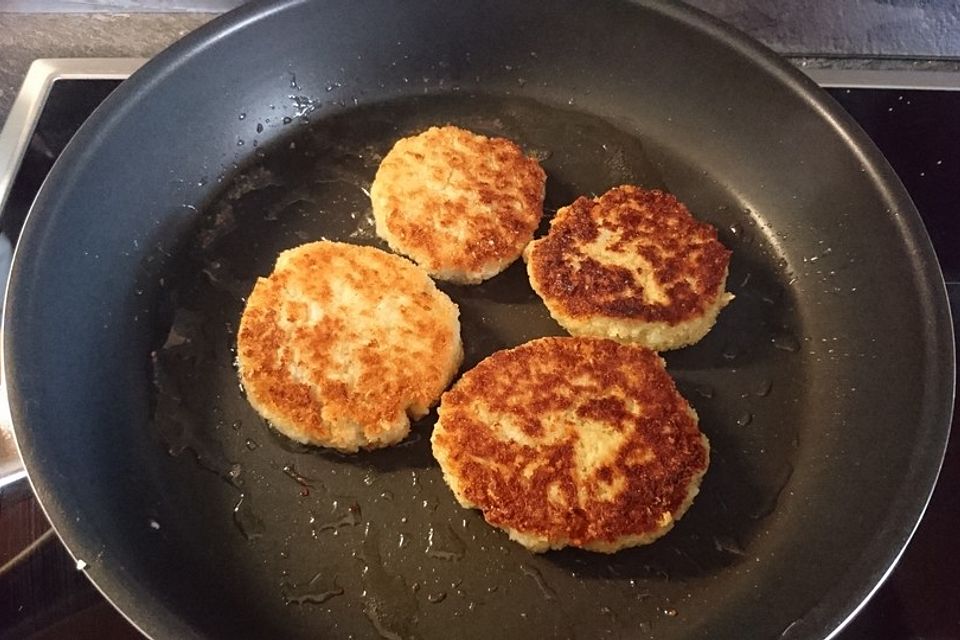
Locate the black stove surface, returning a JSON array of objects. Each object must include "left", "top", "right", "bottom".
[
  {"left": 827, "top": 86, "right": 960, "bottom": 283},
  {"left": 0, "top": 78, "right": 956, "bottom": 640},
  {"left": 1, "top": 80, "right": 121, "bottom": 248}
]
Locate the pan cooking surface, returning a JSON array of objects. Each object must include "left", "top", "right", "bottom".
[{"left": 150, "top": 94, "right": 804, "bottom": 639}]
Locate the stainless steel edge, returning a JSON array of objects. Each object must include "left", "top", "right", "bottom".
[
  {"left": 0, "top": 58, "right": 146, "bottom": 216},
  {"left": 0, "top": 58, "right": 146, "bottom": 494},
  {"left": 803, "top": 68, "right": 960, "bottom": 90}
]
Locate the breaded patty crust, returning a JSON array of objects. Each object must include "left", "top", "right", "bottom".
[
  {"left": 237, "top": 241, "right": 462, "bottom": 453},
  {"left": 370, "top": 125, "right": 546, "bottom": 284},
  {"left": 525, "top": 185, "right": 733, "bottom": 350},
  {"left": 432, "top": 337, "right": 709, "bottom": 553}
]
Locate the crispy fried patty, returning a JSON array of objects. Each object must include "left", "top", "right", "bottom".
[
  {"left": 432, "top": 337, "right": 709, "bottom": 553},
  {"left": 525, "top": 185, "right": 733, "bottom": 350},
  {"left": 370, "top": 125, "right": 546, "bottom": 284},
  {"left": 237, "top": 241, "right": 462, "bottom": 453}
]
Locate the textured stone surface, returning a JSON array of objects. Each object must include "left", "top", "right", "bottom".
[
  {"left": 0, "top": 13, "right": 214, "bottom": 123},
  {"left": 688, "top": 0, "right": 960, "bottom": 57},
  {"left": 2, "top": 5, "right": 960, "bottom": 132},
  {"left": 4, "top": 0, "right": 239, "bottom": 10}
]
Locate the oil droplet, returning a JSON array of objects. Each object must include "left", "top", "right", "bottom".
[
  {"left": 772, "top": 334, "right": 800, "bottom": 352},
  {"left": 282, "top": 464, "right": 318, "bottom": 488},
  {"left": 753, "top": 379, "right": 773, "bottom": 397},
  {"left": 663, "top": 608, "right": 678, "bottom": 617},
  {"left": 238, "top": 112, "right": 246, "bottom": 120},
  {"left": 426, "top": 525, "right": 465, "bottom": 560},
  {"left": 256, "top": 122, "right": 264, "bottom": 134},
  {"left": 282, "top": 572, "right": 344, "bottom": 605},
  {"left": 736, "top": 413, "right": 753, "bottom": 427},
  {"left": 379, "top": 491, "right": 394, "bottom": 501},
  {"left": 282, "top": 116, "right": 293, "bottom": 125},
  {"left": 233, "top": 493, "right": 265, "bottom": 540},
  {"left": 313, "top": 498, "right": 362, "bottom": 534},
  {"left": 427, "top": 591, "right": 447, "bottom": 604},
  {"left": 713, "top": 535, "right": 746, "bottom": 556},
  {"left": 694, "top": 384, "right": 715, "bottom": 399},
  {"left": 722, "top": 344, "right": 739, "bottom": 360},
  {"left": 148, "top": 518, "right": 161, "bottom": 531},
  {"left": 231, "top": 420, "right": 242, "bottom": 432},
  {"left": 289, "top": 94, "right": 320, "bottom": 117},
  {"left": 520, "top": 564, "right": 556, "bottom": 600},
  {"left": 244, "top": 438, "right": 259, "bottom": 451}
]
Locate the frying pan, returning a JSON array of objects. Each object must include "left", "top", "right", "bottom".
[{"left": 5, "top": 1, "right": 954, "bottom": 638}]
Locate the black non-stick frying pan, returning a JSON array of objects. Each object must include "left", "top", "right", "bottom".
[{"left": 5, "top": 1, "right": 954, "bottom": 639}]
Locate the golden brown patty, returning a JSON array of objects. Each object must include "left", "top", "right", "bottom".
[
  {"left": 237, "top": 241, "right": 462, "bottom": 453},
  {"left": 370, "top": 125, "right": 546, "bottom": 284},
  {"left": 525, "top": 185, "right": 733, "bottom": 350},
  {"left": 432, "top": 337, "right": 709, "bottom": 553}
]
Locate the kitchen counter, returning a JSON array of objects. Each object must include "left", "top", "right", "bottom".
[
  {"left": 3, "top": 5, "right": 960, "bottom": 129},
  {"left": 0, "top": 13, "right": 214, "bottom": 123}
]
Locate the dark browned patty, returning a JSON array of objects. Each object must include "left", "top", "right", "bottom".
[
  {"left": 432, "top": 336, "right": 709, "bottom": 553},
  {"left": 525, "top": 185, "right": 733, "bottom": 350}
]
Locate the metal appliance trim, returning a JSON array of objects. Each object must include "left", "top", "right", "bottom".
[
  {"left": 0, "top": 58, "right": 146, "bottom": 215},
  {"left": 804, "top": 68, "right": 960, "bottom": 91}
]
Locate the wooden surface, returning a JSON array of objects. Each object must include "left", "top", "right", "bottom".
[{"left": 0, "top": 488, "right": 142, "bottom": 639}]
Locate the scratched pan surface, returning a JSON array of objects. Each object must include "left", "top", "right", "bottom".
[{"left": 5, "top": 1, "right": 953, "bottom": 639}]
